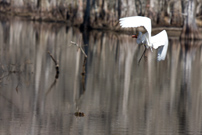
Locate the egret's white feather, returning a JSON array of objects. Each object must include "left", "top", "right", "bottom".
[
  {"left": 157, "top": 45, "right": 168, "bottom": 61},
  {"left": 119, "top": 16, "right": 152, "bottom": 39},
  {"left": 151, "top": 30, "right": 168, "bottom": 61},
  {"left": 151, "top": 30, "right": 168, "bottom": 49}
]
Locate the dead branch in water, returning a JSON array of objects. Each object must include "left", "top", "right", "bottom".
[
  {"left": 45, "top": 51, "right": 59, "bottom": 96},
  {"left": 16, "top": 83, "right": 20, "bottom": 93},
  {"left": 70, "top": 41, "right": 88, "bottom": 58},
  {"left": 45, "top": 79, "right": 57, "bottom": 96},
  {"left": 81, "top": 57, "right": 87, "bottom": 94},
  {"left": 48, "top": 51, "right": 59, "bottom": 79}
]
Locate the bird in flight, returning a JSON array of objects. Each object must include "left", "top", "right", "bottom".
[{"left": 119, "top": 16, "right": 169, "bottom": 63}]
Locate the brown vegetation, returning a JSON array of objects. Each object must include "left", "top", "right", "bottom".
[{"left": 0, "top": 0, "right": 202, "bottom": 39}]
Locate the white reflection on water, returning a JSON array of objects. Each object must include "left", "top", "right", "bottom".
[{"left": 0, "top": 19, "right": 202, "bottom": 135}]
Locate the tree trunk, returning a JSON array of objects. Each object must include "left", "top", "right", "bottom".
[
  {"left": 37, "top": 0, "right": 49, "bottom": 11},
  {"left": 12, "top": 0, "right": 24, "bottom": 7},
  {"left": 49, "top": 0, "right": 57, "bottom": 9},
  {"left": 74, "top": 0, "right": 84, "bottom": 25},
  {"left": 135, "top": 0, "right": 143, "bottom": 16},
  {"left": 148, "top": 0, "right": 157, "bottom": 23},
  {"left": 180, "top": 0, "right": 202, "bottom": 39},
  {"left": 81, "top": 0, "right": 91, "bottom": 30},
  {"left": 37, "top": 0, "right": 40, "bottom": 9},
  {"left": 120, "top": 0, "right": 137, "bottom": 18}
]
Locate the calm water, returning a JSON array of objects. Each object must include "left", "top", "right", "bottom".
[{"left": 0, "top": 19, "right": 202, "bottom": 135}]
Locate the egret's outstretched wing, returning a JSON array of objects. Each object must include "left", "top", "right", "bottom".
[
  {"left": 119, "top": 16, "right": 151, "bottom": 38},
  {"left": 151, "top": 30, "right": 168, "bottom": 61}
]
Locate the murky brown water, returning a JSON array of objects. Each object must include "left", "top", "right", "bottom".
[{"left": 0, "top": 18, "right": 202, "bottom": 135}]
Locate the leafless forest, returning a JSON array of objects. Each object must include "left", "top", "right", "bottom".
[{"left": 0, "top": 0, "right": 202, "bottom": 39}]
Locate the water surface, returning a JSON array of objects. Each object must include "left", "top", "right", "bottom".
[{"left": 0, "top": 19, "right": 202, "bottom": 135}]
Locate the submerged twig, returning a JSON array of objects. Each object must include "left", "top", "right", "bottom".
[
  {"left": 74, "top": 51, "right": 88, "bottom": 116},
  {"left": 45, "top": 79, "right": 57, "bottom": 96},
  {"left": 81, "top": 57, "right": 87, "bottom": 94},
  {"left": 16, "top": 83, "right": 20, "bottom": 93},
  {"left": 45, "top": 51, "right": 59, "bottom": 97},
  {"left": 70, "top": 41, "right": 88, "bottom": 58},
  {"left": 48, "top": 51, "right": 59, "bottom": 79}
]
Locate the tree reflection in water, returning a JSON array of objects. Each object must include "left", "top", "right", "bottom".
[{"left": 0, "top": 19, "right": 202, "bottom": 135}]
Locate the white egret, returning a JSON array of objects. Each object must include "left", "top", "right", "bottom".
[{"left": 119, "top": 16, "right": 169, "bottom": 63}]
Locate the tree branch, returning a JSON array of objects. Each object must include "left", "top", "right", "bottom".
[
  {"left": 48, "top": 51, "right": 59, "bottom": 79},
  {"left": 70, "top": 41, "right": 88, "bottom": 58}
]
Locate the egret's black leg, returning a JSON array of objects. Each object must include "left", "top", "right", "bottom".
[{"left": 138, "top": 45, "right": 147, "bottom": 64}]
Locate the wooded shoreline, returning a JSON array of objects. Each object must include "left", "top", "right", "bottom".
[{"left": 0, "top": 0, "right": 202, "bottom": 39}]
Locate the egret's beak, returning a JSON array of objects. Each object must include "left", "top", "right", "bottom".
[{"left": 132, "top": 35, "right": 138, "bottom": 38}]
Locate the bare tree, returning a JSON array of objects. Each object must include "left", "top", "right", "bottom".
[
  {"left": 81, "top": 0, "right": 91, "bottom": 29},
  {"left": 12, "top": 0, "right": 24, "bottom": 7},
  {"left": 120, "top": 0, "right": 137, "bottom": 18},
  {"left": 181, "top": 0, "right": 202, "bottom": 39},
  {"left": 37, "top": 0, "right": 50, "bottom": 11}
]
